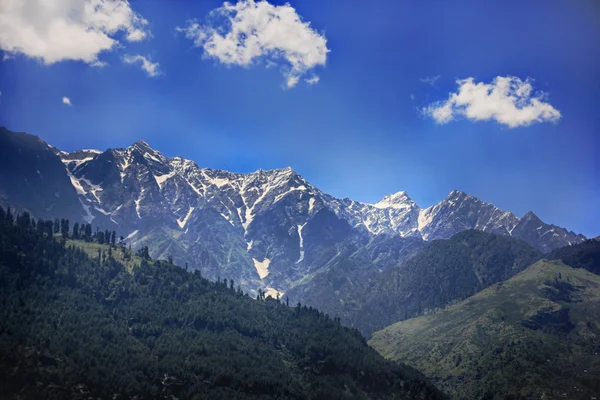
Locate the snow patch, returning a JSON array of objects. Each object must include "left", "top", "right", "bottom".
[
  {"left": 219, "top": 212, "right": 235, "bottom": 226},
  {"left": 263, "top": 287, "right": 284, "bottom": 299},
  {"left": 94, "top": 207, "right": 110, "bottom": 215},
  {"left": 177, "top": 207, "right": 195, "bottom": 229},
  {"left": 68, "top": 172, "right": 86, "bottom": 195},
  {"left": 125, "top": 230, "right": 139, "bottom": 241},
  {"left": 80, "top": 200, "right": 95, "bottom": 223},
  {"left": 134, "top": 198, "right": 142, "bottom": 219},
  {"left": 241, "top": 183, "right": 273, "bottom": 233},
  {"left": 79, "top": 177, "right": 104, "bottom": 203},
  {"left": 417, "top": 208, "right": 434, "bottom": 235},
  {"left": 61, "top": 157, "right": 94, "bottom": 167},
  {"left": 273, "top": 186, "right": 306, "bottom": 203},
  {"left": 296, "top": 223, "right": 307, "bottom": 263},
  {"left": 309, "top": 197, "right": 316, "bottom": 212},
  {"left": 253, "top": 258, "right": 271, "bottom": 279},
  {"left": 154, "top": 172, "right": 175, "bottom": 188},
  {"left": 144, "top": 152, "right": 162, "bottom": 163},
  {"left": 205, "top": 174, "right": 230, "bottom": 188}
]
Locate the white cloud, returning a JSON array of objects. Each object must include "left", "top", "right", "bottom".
[
  {"left": 422, "top": 76, "right": 561, "bottom": 128},
  {"left": 62, "top": 96, "right": 72, "bottom": 106},
  {"left": 420, "top": 75, "right": 440, "bottom": 87},
  {"left": 0, "top": 0, "right": 150, "bottom": 65},
  {"left": 410, "top": 93, "right": 415, "bottom": 100},
  {"left": 305, "top": 76, "right": 319, "bottom": 85},
  {"left": 177, "top": 0, "right": 329, "bottom": 88},
  {"left": 123, "top": 54, "right": 161, "bottom": 77}
]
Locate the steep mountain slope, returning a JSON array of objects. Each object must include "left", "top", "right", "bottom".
[
  {"left": 0, "top": 128, "right": 586, "bottom": 297},
  {"left": 286, "top": 234, "right": 426, "bottom": 327},
  {"left": 323, "top": 230, "right": 542, "bottom": 336},
  {"left": 0, "top": 128, "right": 85, "bottom": 222},
  {"left": 512, "top": 211, "right": 587, "bottom": 253},
  {"left": 417, "top": 190, "right": 519, "bottom": 240},
  {"left": 369, "top": 260, "right": 600, "bottom": 399},
  {"left": 417, "top": 190, "right": 585, "bottom": 250},
  {"left": 0, "top": 207, "right": 445, "bottom": 400}
]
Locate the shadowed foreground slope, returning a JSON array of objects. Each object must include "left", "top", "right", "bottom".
[{"left": 0, "top": 207, "right": 444, "bottom": 400}]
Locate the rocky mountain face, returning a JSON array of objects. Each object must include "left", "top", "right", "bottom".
[{"left": 0, "top": 128, "right": 586, "bottom": 299}]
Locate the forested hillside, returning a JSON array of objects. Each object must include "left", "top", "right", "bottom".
[
  {"left": 547, "top": 237, "right": 600, "bottom": 274},
  {"left": 0, "top": 207, "right": 444, "bottom": 400},
  {"left": 332, "top": 230, "right": 542, "bottom": 336},
  {"left": 369, "top": 260, "right": 600, "bottom": 399}
]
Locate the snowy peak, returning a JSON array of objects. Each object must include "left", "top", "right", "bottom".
[
  {"left": 60, "top": 135, "right": 586, "bottom": 255},
  {"left": 374, "top": 191, "right": 417, "bottom": 210},
  {"left": 445, "top": 189, "right": 476, "bottom": 204},
  {"left": 416, "top": 190, "right": 520, "bottom": 241},
  {"left": 130, "top": 139, "right": 153, "bottom": 151},
  {"left": 125, "top": 140, "right": 167, "bottom": 166},
  {"left": 59, "top": 149, "right": 102, "bottom": 167}
]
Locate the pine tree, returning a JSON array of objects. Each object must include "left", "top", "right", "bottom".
[
  {"left": 85, "top": 224, "right": 92, "bottom": 241},
  {"left": 60, "top": 219, "right": 69, "bottom": 238}
]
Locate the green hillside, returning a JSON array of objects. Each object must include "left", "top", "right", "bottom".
[
  {"left": 344, "top": 230, "right": 541, "bottom": 336},
  {"left": 546, "top": 238, "right": 600, "bottom": 274},
  {"left": 369, "top": 260, "right": 600, "bottom": 399},
  {"left": 0, "top": 207, "right": 444, "bottom": 400}
]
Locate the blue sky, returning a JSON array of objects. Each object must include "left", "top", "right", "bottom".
[{"left": 0, "top": 0, "right": 598, "bottom": 237}]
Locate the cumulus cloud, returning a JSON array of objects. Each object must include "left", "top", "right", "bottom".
[
  {"left": 177, "top": 0, "right": 329, "bottom": 88},
  {"left": 420, "top": 75, "right": 440, "bottom": 87},
  {"left": 0, "top": 0, "right": 150, "bottom": 65},
  {"left": 422, "top": 76, "right": 561, "bottom": 128},
  {"left": 123, "top": 54, "right": 161, "bottom": 77},
  {"left": 62, "top": 96, "right": 72, "bottom": 106}
]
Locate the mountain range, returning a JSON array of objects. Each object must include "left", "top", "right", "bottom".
[{"left": 0, "top": 127, "right": 586, "bottom": 304}]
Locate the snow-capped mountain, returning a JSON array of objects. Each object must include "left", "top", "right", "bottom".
[{"left": 0, "top": 128, "right": 586, "bottom": 297}]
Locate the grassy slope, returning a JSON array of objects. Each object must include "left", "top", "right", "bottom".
[
  {"left": 369, "top": 260, "right": 600, "bottom": 399},
  {"left": 66, "top": 239, "right": 142, "bottom": 272}
]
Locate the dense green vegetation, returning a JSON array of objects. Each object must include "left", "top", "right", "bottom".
[
  {"left": 547, "top": 238, "right": 600, "bottom": 275},
  {"left": 0, "top": 207, "right": 444, "bottom": 400},
  {"left": 339, "top": 230, "right": 542, "bottom": 335},
  {"left": 369, "top": 260, "right": 600, "bottom": 400}
]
